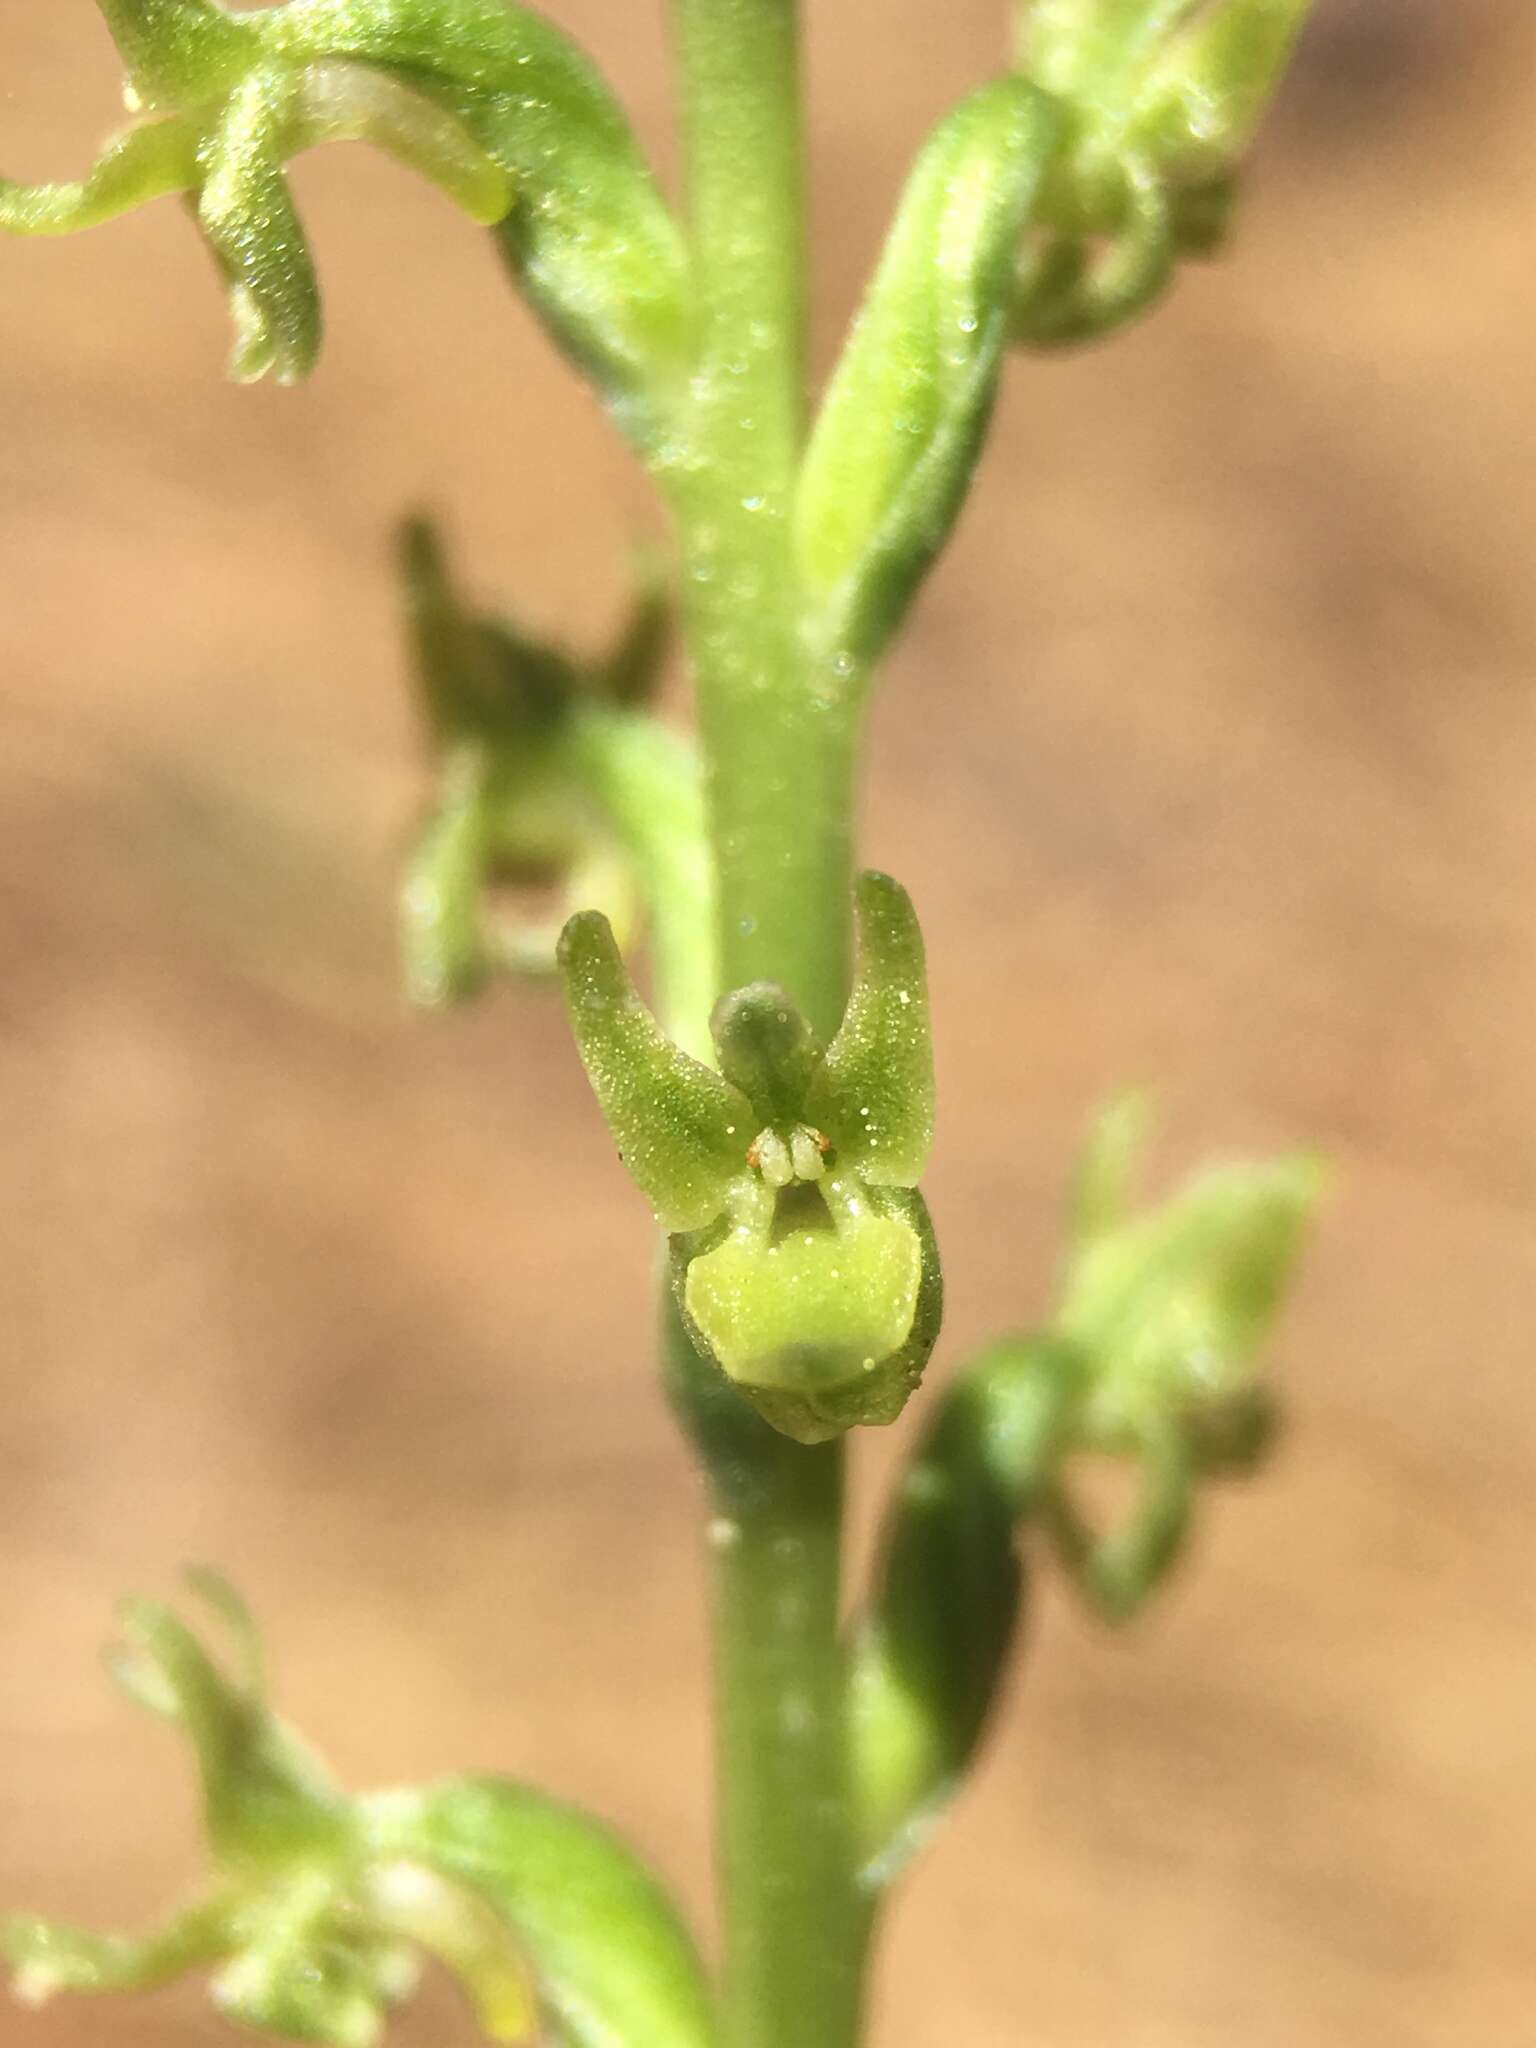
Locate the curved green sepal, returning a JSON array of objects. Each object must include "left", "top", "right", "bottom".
[
  {"left": 196, "top": 69, "right": 320, "bottom": 385},
  {"left": 364, "top": 1778, "right": 717, "bottom": 2048},
  {"left": 796, "top": 76, "right": 1060, "bottom": 668},
  {"left": 1041, "top": 1413, "right": 1196, "bottom": 1623},
  {"left": 850, "top": 1336, "right": 1084, "bottom": 1881},
  {"left": 804, "top": 871, "right": 933, "bottom": 1188},
  {"left": 559, "top": 911, "right": 752, "bottom": 1231},
  {"left": 678, "top": 1184, "right": 942, "bottom": 1445},
  {"left": 1010, "top": 158, "right": 1173, "bottom": 351},
  {"left": 0, "top": 118, "right": 201, "bottom": 235},
  {"left": 109, "top": 1577, "right": 351, "bottom": 1865},
  {"left": 265, "top": 0, "right": 690, "bottom": 443}
]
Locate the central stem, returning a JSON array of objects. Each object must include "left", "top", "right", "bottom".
[
  {"left": 669, "top": 0, "right": 853, "bottom": 1040},
  {"left": 666, "top": 2, "right": 867, "bottom": 2043}
]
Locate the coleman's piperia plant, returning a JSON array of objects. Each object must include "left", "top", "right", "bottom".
[{"left": 3, "top": 3, "right": 1324, "bottom": 2043}]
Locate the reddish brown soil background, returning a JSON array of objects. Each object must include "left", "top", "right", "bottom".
[{"left": 2, "top": 4, "right": 1533, "bottom": 2043}]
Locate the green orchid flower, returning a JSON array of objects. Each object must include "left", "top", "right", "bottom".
[
  {"left": 1036, "top": 1091, "right": 1324, "bottom": 1614},
  {"left": 1010, "top": 0, "right": 1317, "bottom": 346},
  {"left": 3, "top": 1576, "right": 717, "bottom": 2048},
  {"left": 0, "top": 0, "right": 688, "bottom": 438},
  {"left": 559, "top": 872, "right": 942, "bottom": 1444},
  {"left": 398, "top": 516, "right": 699, "bottom": 1009}
]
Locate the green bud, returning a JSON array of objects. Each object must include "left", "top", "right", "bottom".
[
  {"left": 711, "top": 982, "right": 822, "bottom": 1127},
  {"left": 796, "top": 76, "right": 1061, "bottom": 669},
  {"left": 5, "top": 1581, "right": 716, "bottom": 2048},
  {"left": 1058, "top": 1102, "right": 1325, "bottom": 1446},
  {"left": 1033, "top": 1096, "right": 1323, "bottom": 1620},
  {"left": 1010, "top": 0, "right": 1315, "bottom": 350},
  {"left": 850, "top": 1336, "right": 1083, "bottom": 1880}
]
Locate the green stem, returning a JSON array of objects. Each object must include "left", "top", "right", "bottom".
[
  {"left": 667, "top": 0, "right": 854, "bottom": 1041},
  {"left": 664, "top": 2, "right": 867, "bottom": 2041},
  {"left": 708, "top": 1438, "right": 864, "bottom": 2048},
  {"left": 662, "top": 1301, "right": 868, "bottom": 2048}
]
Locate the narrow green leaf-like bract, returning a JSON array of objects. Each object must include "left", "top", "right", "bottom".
[
  {"left": 850, "top": 1337, "right": 1081, "bottom": 1879},
  {"left": 795, "top": 77, "right": 1059, "bottom": 668},
  {"left": 367, "top": 1777, "right": 719, "bottom": 2048}
]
